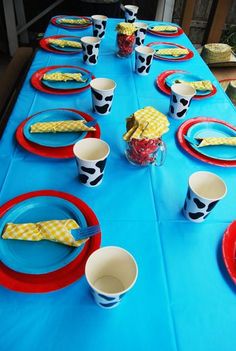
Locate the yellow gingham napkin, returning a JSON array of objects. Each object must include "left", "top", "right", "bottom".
[
  {"left": 59, "top": 18, "right": 90, "bottom": 25},
  {"left": 2, "top": 219, "right": 86, "bottom": 247},
  {"left": 48, "top": 39, "right": 82, "bottom": 49},
  {"left": 151, "top": 25, "right": 177, "bottom": 32},
  {"left": 43, "top": 72, "right": 87, "bottom": 82},
  {"left": 116, "top": 22, "right": 136, "bottom": 35},
  {"left": 176, "top": 80, "right": 213, "bottom": 91},
  {"left": 156, "top": 48, "right": 188, "bottom": 57},
  {"left": 197, "top": 137, "right": 236, "bottom": 147},
  {"left": 123, "top": 106, "right": 169, "bottom": 141},
  {"left": 30, "top": 120, "right": 95, "bottom": 133}
]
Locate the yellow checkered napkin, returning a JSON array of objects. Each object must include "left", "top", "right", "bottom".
[
  {"left": 43, "top": 72, "right": 87, "bottom": 82},
  {"left": 176, "top": 80, "right": 213, "bottom": 91},
  {"left": 156, "top": 48, "right": 188, "bottom": 57},
  {"left": 123, "top": 106, "right": 169, "bottom": 141},
  {"left": 48, "top": 39, "right": 82, "bottom": 49},
  {"left": 151, "top": 25, "right": 177, "bottom": 32},
  {"left": 30, "top": 120, "right": 95, "bottom": 133},
  {"left": 59, "top": 18, "right": 90, "bottom": 25},
  {"left": 197, "top": 137, "right": 236, "bottom": 147},
  {"left": 2, "top": 219, "right": 86, "bottom": 247},
  {"left": 116, "top": 22, "right": 136, "bottom": 35}
]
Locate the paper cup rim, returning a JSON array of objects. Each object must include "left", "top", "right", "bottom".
[
  {"left": 91, "top": 15, "right": 108, "bottom": 21},
  {"left": 90, "top": 78, "right": 116, "bottom": 91},
  {"left": 81, "top": 36, "right": 101, "bottom": 44},
  {"left": 188, "top": 171, "right": 227, "bottom": 200},
  {"left": 171, "top": 83, "right": 196, "bottom": 97},
  {"left": 124, "top": 5, "right": 139, "bottom": 11},
  {"left": 135, "top": 45, "right": 155, "bottom": 55},
  {"left": 85, "top": 246, "right": 138, "bottom": 296},
  {"left": 73, "top": 138, "right": 110, "bottom": 162},
  {"left": 135, "top": 22, "right": 148, "bottom": 29}
]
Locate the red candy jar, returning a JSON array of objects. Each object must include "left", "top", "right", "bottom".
[{"left": 117, "top": 33, "right": 135, "bottom": 58}]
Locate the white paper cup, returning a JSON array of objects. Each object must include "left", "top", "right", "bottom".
[
  {"left": 73, "top": 138, "right": 110, "bottom": 187},
  {"left": 135, "top": 22, "right": 148, "bottom": 46},
  {"left": 124, "top": 5, "right": 139, "bottom": 23},
  {"left": 91, "top": 15, "right": 108, "bottom": 39},
  {"left": 135, "top": 46, "right": 155, "bottom": 75},
  {"left": 85, "top": 246, "right": 138, "bottom": 309},
  {"left": 169, "top": 83, "right": 196, "bottom": 120},
  {"left": 183, "top": 171, "right": 227, "bottom": 223},
  {"left": 90, "top": 78, "right": 116, "bottom": 115},
  {"left": 81, "top": 36, "right": 101, "bottom": 65}
]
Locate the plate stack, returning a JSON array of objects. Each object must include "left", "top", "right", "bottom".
[{"left": 201, "top": 43, "right": 232, "bottom": 64}]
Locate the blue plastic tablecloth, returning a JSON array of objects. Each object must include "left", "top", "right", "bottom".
[{"left": 0, "top": 18, "right": 236, "bottom": 351}]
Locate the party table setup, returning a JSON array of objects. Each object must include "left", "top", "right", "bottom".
[{"left": 1, "top": 4, "right": 236, "bottom": 351}]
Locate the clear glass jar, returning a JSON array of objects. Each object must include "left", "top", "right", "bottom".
[{"left": 116, "top": 33, "right": 135, "bottom": 58}]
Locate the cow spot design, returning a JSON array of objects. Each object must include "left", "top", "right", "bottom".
[
  {"left": 193, "top": 198, "right": 205, "bottom": 209},
  {"left": 94, "top": 29, "right": 98, "bottom": 37},
  {"left": 81, "top": 166, "right": 95, "bottom": 175},
  {"left": 138, "top": 55, "right": 145, "bottom": 63},
  {"left": 89, "top": 54, "right": 97, "bottom": 64},
  {"left": 184, "top": 200, "right": 187, "bottom": 211},
  {"left": 98, "top": 293, "right": 115, "bottom": 301},
  {"left": 206, "top": 200, "right": 218, "bottom": 212},
  {"left": 126, "top": 8, "right": 133, "bottom": 16},
  {"left": 95, "top": 43, "right": 100, "bottom": 49},
  {"left": 146, "top": 65, "right": 151, "bottom": 73},
  {"left": 102, "top": 21, "right": 107, "bottom": 28},
  {"left": 96, "top": 159, "right": 107, "bottom": 173},
  {"left": 203, "top": 213, "right": 210, "bottom": 219},
  {"left": 187, "top": 188, "right": 191, "bottom": 200},
  {"left": 170, "top": 105, "right": 174, "bottom": 114},
  {"left": 83, "top": 54, "right": 88, "bottom": 62},
  {"left": 136, "top": 37, "right": 142, "bottom": 46},
  {"left": 129, "top": 18, "right": 135, "bottom": 23},
  {"left": 95, "top": 24, "right": 102, "bottom": 29},
  {"left": 105, "top": 95, "right": 113, "bottom": 101},
  {"left": 99, "top": 31, "right": 105, "bottom": 38},
  {"left": 95, "top": 104, "right": 109, "bottom": 114},
  {"left": 93, "top": 90, "right": 103, "bottom": 100},
  {"left": 177, "top": 109, "right": 187, "bottom": 118},
  {"left": 146, "top": 55, "right": 152, "bottom": 65},
  {"left": 99, "top": 301, "right": 118, "bottom": 308},
  {"left": 87, "top": 44, "right": 93, "bottom": 55},
  {"left": 81, "top": 43, "right": 86, "bottom": 51},
  {"left": 138, "top": 66, "right": 146, "bottom": 73},
  {"left": 79, "top": 174, "right": 89, "bottom": 184},
  {"left": 173, "top": 95, "right": 177, "bottom": 103},
  {"left": 90, "top": 174, "right": 103, "bottom": 186},
  {"left": 189, "top": 212, "right": 204, "bottom": 220},
  {"left": 180, "top": 98, "right": 188, "bottom": 106}
]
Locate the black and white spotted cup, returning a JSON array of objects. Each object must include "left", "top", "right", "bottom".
[
  {"left": 90, "top": 78, "right": 116, "bottom": 115},
  {"left": 81, "top": 36, "right": 101, "bottom": 65},
  {"left": 73, "top": 138, "right": 110, "bottom": 187},
  {"left": 135, "top": 46, "right": 155, "bottom": 76},
  {"left": 124, "top": 5, "right": 139, "bottom": 23},
  {"left": 85, "top": 246, "right": 138, "bottom": 309},
  {"left": 135, "top": 22, "right": 148, "bottom": 46},
  {"left": 169, "top": 83, "right": 196, "bottom": 120},
  {"left": 183, "top": 171, "right": 227, "bottom": 223},
  {"left": 91, "top": 15, "right": 108, "bottom": 40}
]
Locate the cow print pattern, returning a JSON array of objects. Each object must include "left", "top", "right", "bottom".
[
  {"left": 82, "top": 42, "right": 100, "bottom": 65},
  {"left": 135, "top": 28, "right": 147, "bottom": 46},
  {"left": 169, "top": 93, "right": 192, "bottom": 119},
  {"left": 125, "top": 8, "right": 138, "bottom": 23},
  {"left": 92, "top": 290, "right": 122, "bottom": 309},
  {"left": 183, "top": 187, "right": 219, "bottom": 222},
  {"left": 79, "top": 159, "right": 107, "bottom": 187},
  {"left": 93, "top": 20, "right": 107, "bottom": 39},
  {"left": 136, "top": 53, "right": 153, "bottom": 75},
  {"left": 91, "top": 88, "right": 114, "bottom": 115}
]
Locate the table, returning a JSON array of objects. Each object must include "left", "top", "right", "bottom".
[{"left": 0, "top": 18, "right": 236, "bottom": 351}]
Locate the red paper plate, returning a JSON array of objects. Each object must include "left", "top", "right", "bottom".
[
  {"left": 39, "top": 35, "right": 82, "bottom": 54},
  {"left": 147, "top": 42, "right": 193, "bottom": 61},
  {"left": 156, "top": 69, "right": 217, "bottom": 100},
  {"left": 0, "top": 190, "right": 101, "bottom": 293},
  {"left": 31, "top": 65, "right": 94, "bottom": 95},
  {"left": 51, "top": 15, "right": 91, "bottom": 29},
  {"left": 147, "top": 26, "right": 183, "bottom": 37},
  {"left": 15, "top": 109, "right": 101, "bottom": 159},
  {"left": 176, "top": 117, "right": 236, "bottom": 167},
  {"left": 222, "top": 221, "right": 236, "bottom": 284}
]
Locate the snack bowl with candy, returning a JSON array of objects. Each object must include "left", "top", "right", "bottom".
[{"left": 116, "top": 22, "right": 136, "bottom": 58}]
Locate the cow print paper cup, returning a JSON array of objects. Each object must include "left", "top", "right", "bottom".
[
  {"left": 183, "top": 171, "right": 227, "bottom": 223},
  {"left": 85, "top": 246, "right": 138, "bottom": 309},
  {"left": 169, "top": 83, "right": 196, "bottom": 120},
  {"left": 135, "top": 46, "right": 155, "bottom": 76},
  {"left": 135, "top": 22, "right": 148, "bottom": 46},
  {"left": 81, "top": 36, "right": 101, "bottom": 65},
  {"left": 90, "top": 78, "right": 116, "bottom": 115},
  {"left": 73, "top": 138, "right": 110, "bottom": 187},
  {"left": 91, "top": 15, "right": 108, "bottom": 40},
  {"left": 124, "top": 5, "right": 139, "bottom": 23}
]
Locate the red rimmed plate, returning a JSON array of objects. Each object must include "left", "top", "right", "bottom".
[
  {"left": 156, "top": 70, "right": 217, "bottom": 100},
  {"left": 147, "top": 41, "right": 193, "bottom": 61},
  {"left": 0, "top": 190, "right": 101, "bottom": 293},
  {"left": 51, "top": 15, "right": 91, "bottom": 30},
  {"left": 222, "top": 221, "right": 236, "bottom": 284},
  {"left": 15, "top": 109, "right": 101, "bottom": 159},
  {"left": 176, "top": 117, "right": 236, "bottom": 167},
  {"left": 147, "top": 25, "right": 183, "bottom": 37},
  {"left": 31, "top": 65, "right": 94, "bottom": 95},
  {"left": 39, "top": 35, "right": 82, "bottom": 55}
]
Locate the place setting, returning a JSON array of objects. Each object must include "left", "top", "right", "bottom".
[
  {"left": 147, "top": 41, "right": 193, "bottom": 61},
  {"left": 50, "top": 15, "right": 92, "bottom": 30},
  {"left": 156, "top": 69, "right": 217, "bottom": 99},
  {"left": 39, "top": 35, "right": 82, "bottom": 54},
  {"left": 147, "top": 22, "right": 184, "bottom": 37}
]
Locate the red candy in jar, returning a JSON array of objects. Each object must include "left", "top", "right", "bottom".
[
  {"left": 117, "top": 33, "right": 135, "bottom": 57},
  {"left": 126, "top": 138, "right": 161, "bottom": 166}
]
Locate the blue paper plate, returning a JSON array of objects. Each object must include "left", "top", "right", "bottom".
[
  {"left": 23, "top": 109, "right": 87, "bottom": 148},
  {"left": 165, "top": 72, "right": 211, "bottom": 96},
  {"left": 154, "top": 44, "right": 186, "bottom": 60},
  {"left": 49, "top": 37, "right": 82, "bottom": 52},
  {"left": 0, "top": 196, "right": 87, "bottom": 274},
  {"left": 41, "top": 67, "right": 91, "bottom": 90},
  {"left": 187, "top": 121, "right": 236, "bottom": 161}
]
